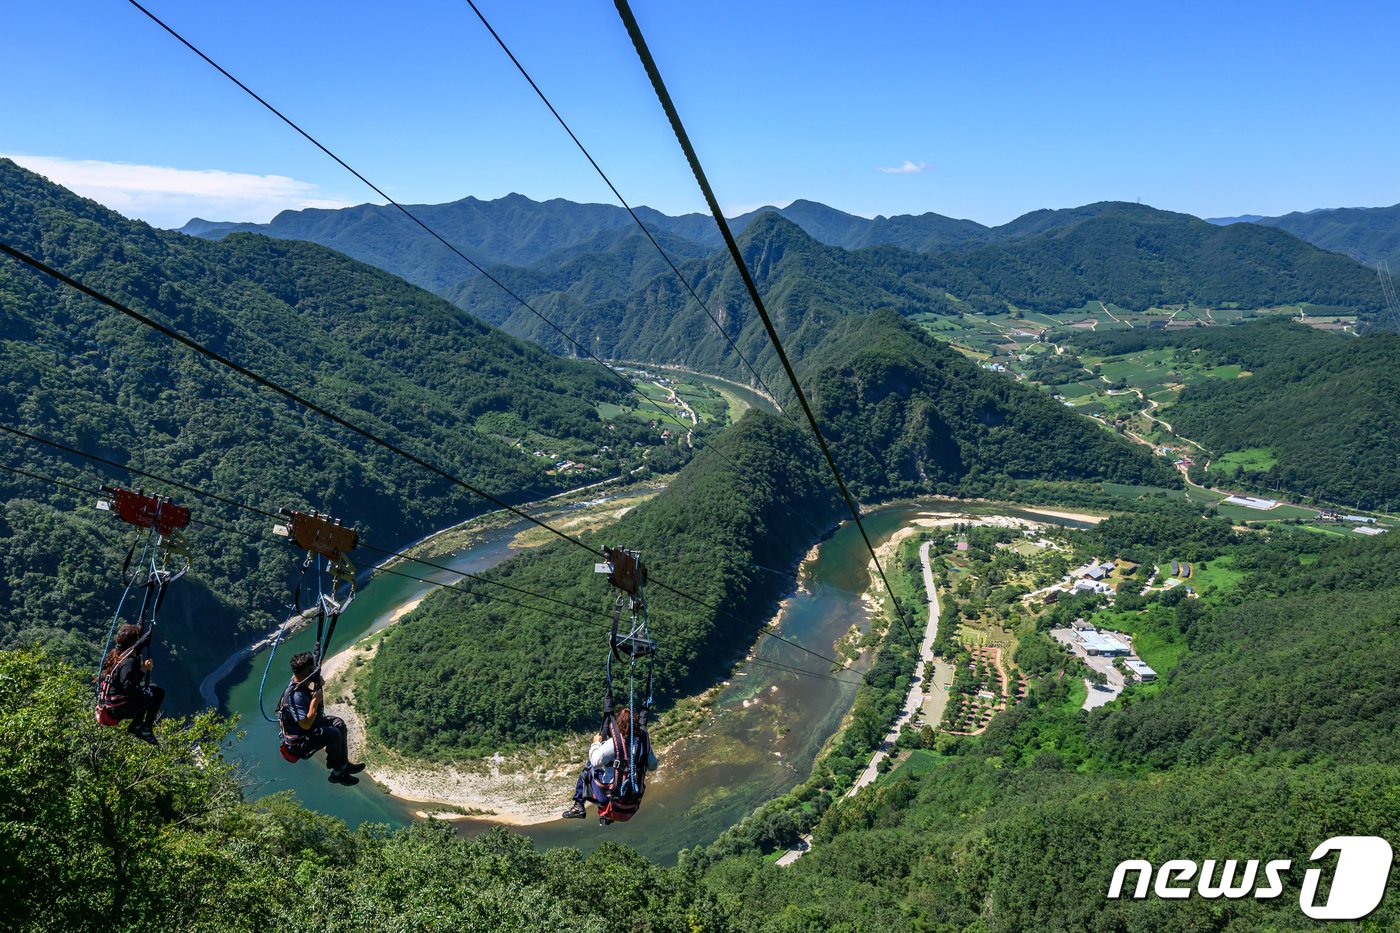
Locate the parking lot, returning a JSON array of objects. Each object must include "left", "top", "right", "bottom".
[{"left": 1050, "top": 627, "right": 1127, "bottom": 709}]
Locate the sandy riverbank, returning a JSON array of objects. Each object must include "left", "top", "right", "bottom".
[
  {"left": 1016, "top": 506, "right": 1106, "bottom": 525},
  {"left": 317, "top": 511, "right": 835, "bottom": 826},
  {"left": 321, "top": 637, "right": 576, "bottom": 827}
]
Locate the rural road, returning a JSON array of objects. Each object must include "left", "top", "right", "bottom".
[{"left": 778, "top": 537, "right": 944, "bottom": 866}]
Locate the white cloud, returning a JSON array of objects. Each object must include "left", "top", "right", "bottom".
[
  {"left": 2, "top": 154, "right": 360, "bottom": 228},
  {"left": 877, "top": 160, "right": 928, "bottom": 175}
]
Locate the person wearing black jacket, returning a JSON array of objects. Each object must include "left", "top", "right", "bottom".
[
  {"left": 97, "top": 623, "right": 165, "bottom": 744},
  {"left": 279, "top": 651, "right": 365, "bottom": 786}
]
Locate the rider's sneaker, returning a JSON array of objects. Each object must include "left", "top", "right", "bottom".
[{"left": 562, "top": 802, "right": 586, "bottom": 819}]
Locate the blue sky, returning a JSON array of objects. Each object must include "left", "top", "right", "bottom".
[{"left": 4, "top": 1, "right": 1398, "bottom": 229}]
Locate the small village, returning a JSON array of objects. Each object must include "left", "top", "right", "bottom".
[{"left": 909, "top": 522, "right": 1203, "bottom": 741}]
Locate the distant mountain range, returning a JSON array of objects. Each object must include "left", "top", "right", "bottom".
[
  {"left": 0, "top": 157, "right": 1173, "bottom": 716},
  {"left": 182, "top": 195, "right": 1387, "bottom": 353},
  {"left": 1208, "top": 204, "right": 1400, "bottom": 270}
]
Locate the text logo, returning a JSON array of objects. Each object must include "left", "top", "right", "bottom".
[{"left": 1107, "top": 836, "right": 1393, "bottom": 921}]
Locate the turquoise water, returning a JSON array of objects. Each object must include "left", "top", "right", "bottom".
[
  {"left": 219, "top": 525, "right": 524, "bottom": 827},
  {"left": 217, "top": 500, "right": 1092, "bottom": 862}
]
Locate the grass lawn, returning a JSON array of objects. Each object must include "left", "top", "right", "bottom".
[
  {"left": 1296, "top": 524, "right": 1352, "bottom": 538},
  {"left": 1065, "top": 677, "right": 1087, "bottom": 712},
  {"left": 1183, "top": 554, "right": 1245, "bottom": 598},
  {"left": 1209, "top": 447, "right": 1278, "bottom": 474},
  {"left": 1088, "top": 607, "right": 1187, "bottom": 677},
  {"left": 595, "top": 401, "right": 636, "bottom": 420},
  {"left": 1100, "top": 482, "right": 1182, "bottom": 501},
  {"left": 1184, "top": 485, "right": 1225, "bottom": 506},
  {"left": 892, "top": 748, "right": 952, "bottom": 778}
]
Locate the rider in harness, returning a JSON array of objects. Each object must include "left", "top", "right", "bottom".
[
  {"left": 95, "top": 622, "right": 165, "bottom": 744},
  {"left": 277, "top": 651, "right": 365, "bottom": 786},
  {"left": 562, "top": 695, "right": 658, "bottom": 823}
]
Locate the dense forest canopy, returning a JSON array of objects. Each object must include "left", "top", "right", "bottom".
[
  {"left": 0, "top": 159, "right": 660, "bottom": 703},
  {"left": 1070, "top": 319, "right": 1400, "bottom": 510}
]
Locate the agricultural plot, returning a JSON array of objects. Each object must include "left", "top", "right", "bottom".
[{"left": 1208, "top": 447, "right": 1278, "bottom": 475}]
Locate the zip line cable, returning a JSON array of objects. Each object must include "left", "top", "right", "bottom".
[
  {"left": 4, "top": 316, "right": 823, "bottom": 592},
  {"left": 124, "top": 0, "right": 837, "bottom": 554},
  {"left": 461, "top": 0, "right": 789, "bottom": 416},
  {"left": 124, "top": 0, "right": 767, "bottom": 490},
  {"left": 0, "top": 455, "right": 864, "bottom": 688},
  {"left": 612, "top": 0, "right": 920, "bottom": 648},
  {"left": 2, "top": 405, "right": 869, "bottom": 678},
  {"left": 0, "top": 243, "right": 869, "bottom": 676},
  {"left": 0, "top": 422, "right": 281, "bottom": 521},
  {"left": 0, "top": 311, "right": 569, "bottom": 507},
  {"left": 456, "top": 0, "right": 839, "bottom": 550},
  {"left": 0, "top": 239, "right": 594, "bottom": 551},
  {"left": 342, "top": 563, "right": 863, "bottom": 686}
]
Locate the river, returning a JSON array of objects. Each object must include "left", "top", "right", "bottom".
[{"left": 216, "top": 499, "right": 1093, "bottom": 863}]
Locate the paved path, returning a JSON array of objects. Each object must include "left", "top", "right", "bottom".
[{"left": 779, "top": 539, "right": 944, "bottom": 865}]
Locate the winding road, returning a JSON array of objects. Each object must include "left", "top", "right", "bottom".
[{"left": 777, "top": 537, "right": 944, "bottom": 866}]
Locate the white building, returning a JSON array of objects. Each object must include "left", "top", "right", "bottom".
[
  {"left": 1223, "top": 495, "right": 1278, "bottom": 510},
  {"left": 1078, "top": 630, "right": 1130, "bottom": 656},
  {"left": 1124, "top": 658, "right": 1157, "bottom": 682}
]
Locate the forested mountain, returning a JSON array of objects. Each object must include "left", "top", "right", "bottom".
[
  {"left": 1212, "top": 203, "right": 1400, "bottom": 270},
  {"left": 180, "top": 193, "right": 724, "bottom": 294},
  {"left": 177, "top": 194, "right": 988, "bottom": 279},
  {"left": 470, "top": 213, "right": 958, "bottom": 377},
  {"left": 1070, "top": 319, "right": 1400, "bottom": 510},
  {"left": 939, "top": 202, "right": 1384, "bottom": 312},
  {"left": 0, "top": 159, "right": 656, "bottom": 704},
  {"left": 184, "top": 195, "right": 1387, "bottom": 338},
  {"left": 14, "top": 506, "right": 1400, "bottom": 930},
  {"left": 364, "top": 312, "right": 1172, "bottom": 753},
  {"left": 802, "top": 311, "right": 1177, "bottom": 497},
  {"left": 362, "top": 413, "right": 841, "bottom": 753}
]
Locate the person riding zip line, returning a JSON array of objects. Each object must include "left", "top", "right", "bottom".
[
  {"left": 562, "top": 698, "right": 658, "bottom": 821},
  {"left": 278, "top": 650, "right": 364, "bottom": 786},
  {"left": 96, "top": 622, "right": 165, "bottom": 744}
]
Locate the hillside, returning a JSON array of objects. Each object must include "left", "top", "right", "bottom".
[
  {"left": 361, "top": 412, "right": 842, "bottom": 753},
  {"left": 1212, "top": 203, "right": 1400, "bottom": 270},
  {"left": 1069, "top": 319, "right": 1400, "bottom": 510},
  {"left": 940, "top": 202, "right": 1385, "bottom": 313},
  {"left": 470, "top": 213, "right": 958, "bottom": 376},
  {"left": 187, "top": 196, "right": 1387, "bottom": 340},
  {"left": 0, "top": 159, "right": 657, "bottom": 704},
  {"left": 800, "top": 311, "right": 1178, "bottom": 497},
  {"left": 363, "top": 311, "right": 1173, "bottom": 754}
]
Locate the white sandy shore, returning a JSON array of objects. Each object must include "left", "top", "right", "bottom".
[
  {"left": 321, "top": 638, "right": 575, "bottom": 827},
  {"left": 318, "top": 503, "right": 1099, "bottom": 824}
]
